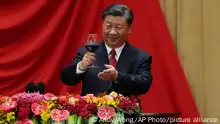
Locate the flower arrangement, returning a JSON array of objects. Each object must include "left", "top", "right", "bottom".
[{"left": 0, "top": 91, "right": 141, "bottom": 124}]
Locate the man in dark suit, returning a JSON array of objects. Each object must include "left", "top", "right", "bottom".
[{"left": 60, "top": 4, "right": 152, "bottom": 97}]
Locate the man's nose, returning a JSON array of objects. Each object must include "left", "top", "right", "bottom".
[{"left": 109, "top": 28, "right": 117, "bottom": 35}]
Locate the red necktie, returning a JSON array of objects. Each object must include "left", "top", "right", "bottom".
[{"left": 109, "top": 49, "right": 117, "bottom": 67}]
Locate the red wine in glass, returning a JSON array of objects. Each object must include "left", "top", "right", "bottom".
[
  {"left": 85, "top": 34, "right": 100, "bottom": 68},
  {"left": 85, "top": 42, "right": 99, "bottom": 53}
]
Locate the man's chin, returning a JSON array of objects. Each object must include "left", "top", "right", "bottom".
[
  {"left": 109, "top": 41, "right": 118, "bottom": 46},
  {"left": 110, "top": 39, "right": 119, "bottom": 43}
]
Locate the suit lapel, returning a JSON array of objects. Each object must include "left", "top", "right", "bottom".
[
  {"left": 116, "top": 42, "right": 135, "bottom": 73},
  {"left": 95, "top": 41, "right": 109, "bottom": 68}
]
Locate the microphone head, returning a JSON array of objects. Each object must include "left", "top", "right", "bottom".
[
  {"left": 36, "top": 82, "right": 45, "bottom": 94},
  {"left": 25, "top": 82, "right": 35, "bottom": 93}
]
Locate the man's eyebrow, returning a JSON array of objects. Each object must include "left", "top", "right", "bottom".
[{"left": 105, "top": 21, "right": 112, "bottom": 24}]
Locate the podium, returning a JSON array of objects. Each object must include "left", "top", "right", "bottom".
[{"left": 123, "top": 112, "right": 180, "bottom": 124}]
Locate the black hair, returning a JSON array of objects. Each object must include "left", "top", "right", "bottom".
[{"left": 101, "top": 4, "right": 134, "bottom": 25}]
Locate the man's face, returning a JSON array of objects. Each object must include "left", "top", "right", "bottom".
[{"left": 102, "top": 15, "right": 131, "bottom": 48}]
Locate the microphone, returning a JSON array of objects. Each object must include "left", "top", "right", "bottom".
[
  {"left": 35, "top": 82, "right": 45, "bottom": 94},
  {"left": 25, "top": 82, "right": 35, "bottom": 93}
]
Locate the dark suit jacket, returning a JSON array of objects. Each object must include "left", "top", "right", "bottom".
[{"left": 60, "top": 41, "right": 152, "bottom": 97}]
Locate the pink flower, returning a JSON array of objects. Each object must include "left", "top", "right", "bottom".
[
  {"left": 68, "top": 97, "right": 76, "bottom": 105},
  {"left": 135, "top": 103, "right": 139, "bottom": 108},
  {"left": 98, "top": 106, "right": 115, "bottom": 121},
  {"left": 0, "top": 96, "right": 10, "bottom": 103},
  {"left": 102, "top": 95, "right": 114, "bottom": 101},
  {"left": 45, "top": 93, "right": 58, "bottom": 100},
  {"left": 51, "top": 109, "right": 70, "bottom": 122},
  {"left": 83, "top": 94, "right": 95, "bottom": 99},
  {"left": 0, "top": 97, "right": 17, "bottom": 111},
  {"left": 85, "top": 94, "right": 94, "bottom": 97},
  {"left": 14, "top": 119, "right": 33, "bottom": 124},
  {"left": 12, "top": 92, "right": 48, "bottom": 107},
  {"left": 31, "top": 102, "right": 47, "bottom": 115}
]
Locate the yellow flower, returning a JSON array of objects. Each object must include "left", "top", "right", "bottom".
[
  {"left": 74, "top": 98, "right": 79, "bottom": 103},
  {"left": 0, "top": 120, "right": 5, "bottom": 124},
  {"left": 110, "top": 91, "right": 118, "bottom": 98},
  {"left": 40, "top": 109, "right": 51, "bottom": 121},
  {"left": 107, "top": 100, "right": 114, "bottom": 105},
  {"left": 106, "top": 99, "right": 120, "bottom": 107},
  {"left": 97, "top": 98, "right": 103, "bottom": 107},
  {"left": 86, "top": 98, "right": 93, "bottom": 103},
  {"left": 6, "top": 112, "right": 15, "bottom": 121},
  {"left": 115, "top": 98, "right": 120, "bottom": 105},
  {"left": 47, "top": 103, "right": 55, "bottom": 109},
  {"left": 0, "top": 111, "right": 15, "bottom": 124},
  {"left": 92, "top": 98, "right": 98, "bottom": 104}
]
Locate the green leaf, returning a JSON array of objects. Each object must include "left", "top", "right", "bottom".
[
  {"left": 88, "top": 115, "right": 97, "bottom": 124},
  {"left": 67, "top": 114, "right": 77, "bottom": 124},
  {"left": 77, "top": 116, "right": 82, "bottom": 124},
  {"left": 119, "top": 112, "right": 124, "bottom": 124}
]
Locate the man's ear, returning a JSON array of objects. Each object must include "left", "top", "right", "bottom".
[
  {"left": 128, "top": 26, "right": 132, "bottom": 34},
  {"left": 128, "top": 24, "right": 132, "bottom": 34}
]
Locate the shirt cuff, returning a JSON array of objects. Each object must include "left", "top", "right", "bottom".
[{"left": 76, "top": 62, "right": 85, "bottom": 74}]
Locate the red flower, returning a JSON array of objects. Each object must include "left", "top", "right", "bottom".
[
  {"left": 129, "top": 95, "right": 140, "bottom": 108},
  {"left": 118, "top": 96, "right": 133, "bottom": 111},
  {"left": 66, "top": 105, "right": 75, "bottom": 113},
  {"left": 18, "top": 107, "right": 30, "bottom": 120},
  {"left": 117, "top": 95, "right": 140, "bottom": 111},
  {"left": 74, "top": 99, "right": 91, "bottom": 118},
  {"left": 74, "top": 100, "right": 87, "bottom": 111},
  {"left": 57, "top": 96, "right": 69, "bottom": 105},
  {"left": 129, "top": 95, "right": 139, "bottom": 104},
  {"left": 86, "top": 102, "right": 97, "bottom": 113},
  {"left": 77, "top": 108, "right": 91, "bottom": 119},
  {"left": 67, "top": 96, "right": 98, "bottom": 119}
]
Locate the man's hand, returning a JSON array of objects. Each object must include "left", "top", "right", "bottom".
[
  {"left": 98, "top": 64, "right": 118, "bottom": 81},
  {"left": 79, "top": 52, "right": 96, "bottom": 71}
]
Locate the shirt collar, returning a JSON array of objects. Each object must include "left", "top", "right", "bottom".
[{"left": 105, "top": 42, "right": 126, "bottom": 57}]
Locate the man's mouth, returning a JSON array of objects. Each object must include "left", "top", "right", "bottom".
[{"left": 108, "top": 36, "right": 118, "bottom": 39}]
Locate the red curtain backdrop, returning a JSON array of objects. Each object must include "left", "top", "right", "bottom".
[{"left": 0, "top": 0, "right": 201, "bottom": 122}]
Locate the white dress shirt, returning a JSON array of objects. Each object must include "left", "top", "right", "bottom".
[{"left": 76, "top": 43, "right": 125, "bottom": 74}]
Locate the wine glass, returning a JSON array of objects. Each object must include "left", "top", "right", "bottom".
[{"left": 84, "top": 34, "right": 100, "bottom": 68}]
